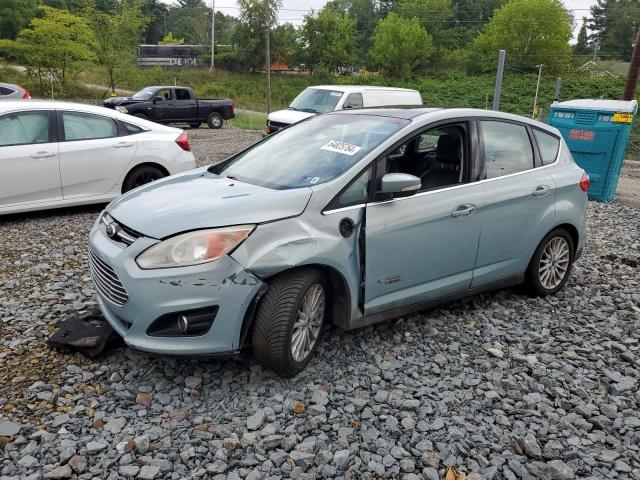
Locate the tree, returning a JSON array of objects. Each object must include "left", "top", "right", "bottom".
[
  {"left": 238, "top": 0, "right": 281, "bottom": 30},
  {"left": 368, "top": 12, "right": 434, "bottom": 78},
  {"left": 232, "top": 0, "right": 282, "bottom": 72},
  {"left": 0, "top": 6, "right": 94, "bottom": 96},
  {"left": 326, "top": 0, "right": 380, "bottom": 57},
  {"left": 473, "top": 0, "right": 572, "bottom": 73},
  {"left": 272, "top": 23, "right": 298, "bottom": 66},
  {"left": 166, "top": 1, "right": 211, "bottom": 45},
  {"left": 574, "top": 17, "right": 592, "bottom": 57},
  {"left": 299, "top": 6, "right": 356, "bottom": 71},
  {"left": 0, "top": 0, "right": 38, "bottom": 40},
  {"left": 589, "top": 0, "right": 640, "bottom": 60},
  {"left": 85, "top": 1, "right": 148, "bottom": 94},
  {"left": 159, "top": 32, "right": 184, "bottom": 45},
  {"left": 139, "top": 0, "right": 168, "bottom": 44}
]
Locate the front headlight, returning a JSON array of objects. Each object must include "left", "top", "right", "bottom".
[
  {"left": 115, "top": 106, "right": 128, "bottom": 113},
  {"left": 136, "top": 225, "right": 254, "bottom": 269}
]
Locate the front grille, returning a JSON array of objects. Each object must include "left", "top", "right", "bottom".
[
  {"left": 89, "top": 249, "right": 129, "bottom": 307},
  {"left": 101, "top": 213, "right": 142, "bottom": 246},
  {"left": 268, "top": 120, "right": 289, "bottom": 132}
]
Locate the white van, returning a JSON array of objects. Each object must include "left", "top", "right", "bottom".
[{"left": 265, "top": 85, "right": 423, "bottom": 134}]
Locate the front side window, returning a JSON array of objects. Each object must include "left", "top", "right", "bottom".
[
  {"left": 481, "top": 121, "right": 533, "bottom": 178},
  {"left": 175, "top": 89, "right": 191, "bottom": 101},
  {"left": 382, "top": 125, "right": 466, "bottom": 191},
  {"left": 289, "top": 88, "right": 344, "bottom": 113},
  {"left": 155, "top": 89, "right": 172, "bottom": 101},
  {"left": 62, "top": 112, "right": 118, "bottom": 141},
  {"left": 343, "top": 93, "right": 363, "bottom": 109},
  {"left": 333, "top": 168, "right": 372, "bottom": 208},
  {"left": 533, "top": 129, "right": 560, "bottom": 165},
  {"left": 0, "top": 111, "right": 50, "bottom": 146},
  {"left": 212, "top": 114, "right": 409, "bottom": 189}
]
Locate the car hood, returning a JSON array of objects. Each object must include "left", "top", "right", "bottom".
[
  {"left": 103, "top": 97, "right": 143, "bottom": 107},
  {"left": 107, "top": 168, "right": 312, "bottom": 239},
  {"left": 268, "top": 109, "right": 316, "bottom": 125}
]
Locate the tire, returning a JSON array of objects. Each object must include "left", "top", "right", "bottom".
[
  {"left": 122, "top": 165, "right": 166, "bottom": 193},
  {"left": 252, "top": 268, "right": 327, "bottom": 376},
  {"left": 525, "top": 228, "right": 575, "bottom": 296},
  {"left": 189, "top": 123, "right": 201, "bottom": 129},
  {"left": 207, "top": 112, "right": 223, "bottom": 129}
]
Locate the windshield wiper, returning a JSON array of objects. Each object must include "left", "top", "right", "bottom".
[{"left": 298, "top": 108, "right": 319, "bottom": 113}]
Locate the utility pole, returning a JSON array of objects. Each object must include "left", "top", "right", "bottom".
[
  {"left": 532, "top": 64, "right": 543, "bottom": 119},
  {"left": 623, "top": 30, "right": 640, "bottom": 101},
  {"left": 210, "top": 0, "right": 215, "bottom": 70},
  {"left": 493, "top": 50, "right": 505, "bottom": 111},
  {"left": 265, "top": 0, "right": 272, "bottom": 114},
  {"left": 553, "top": 77, "right": 562, "bottom": 103}
]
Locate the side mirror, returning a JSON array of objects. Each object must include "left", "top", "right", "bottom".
[
  {"left": 378, "top": 173, "right": 421, "bottom": 199},
  {"left": 153, "top": 96, "right": 163, "bottom": 103}
]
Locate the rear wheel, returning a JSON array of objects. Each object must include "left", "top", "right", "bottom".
[
  {"left": 525, "top": 229, "right": 574, "bottom": 296},
  {"left": 252, "top": 268, "right": 327, "bottom": 376},
  {"left": 122, "top": 165, "right": 166, "bottom": 193},
  {"left": 207, "top": 112, "right": 223, "bottom": 129}
]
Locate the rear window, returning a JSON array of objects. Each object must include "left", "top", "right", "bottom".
[
  {"left": 0, "top": 86, "right": 16, "bottom": 96},
  {"left": 123, "top": 122, "right": 144, "bottom": 135},
  {"left": 533, "top": 129, "right": 560, "bottom": 165}
]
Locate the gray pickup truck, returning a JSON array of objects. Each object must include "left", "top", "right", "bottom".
[{"left": 103, "top": 86, "right": 235, "bottom": 129}]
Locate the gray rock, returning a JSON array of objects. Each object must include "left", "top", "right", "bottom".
[
  {"left": 546, "top": 460, "right": 575, "bottom": 480},
  {"left": 246, "top": 409, "right": 265, "bottom": 431},
  {"left": 311, "top": 389, "right": 329, "bottom": 406},
  {"left": 68, "top": 455, "right": 88, "bottom": 474},
  {"left": 86, "top": 441, "right": 107, "bottom": 454},
  {"left": 184, "top": 376, "right": 202, "bottom": 389},
  {"left": 290, "top": 451, "right": 315, "bottom": 470},
  {"left": 43, "top": 465, "right": 72, "bottom": 479},
  {"left": 333, "top": 449, "right": 350, "bottom": 471},
  {"left": 0, "top": 421, "right": 22, "bottom": 437},
  {"left": 137, "top": 466, "right": 160, "bottom": 480},
  {"left": 522, "top": 433, "right": 543, "bottom": 459},
  {"left": 18, "top": 455, "right": 39, "bottom": 468}
]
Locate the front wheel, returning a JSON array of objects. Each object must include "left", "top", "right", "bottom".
[
  {"left": 122, "top": 165, "right": 166, "bottom": 193},
  {"left": 207, "top": 112, "right": 223, "bottom": 129},
  {"left": 525, "top": 229, "right": 575, "bottom": 296},
  {"left": 252, "top": 268, "right": 327, "bottom": 376}
]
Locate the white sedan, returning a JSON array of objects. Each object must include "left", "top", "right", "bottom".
[{"left": 0, "top": 101, "right": 195, "bottom": 215}]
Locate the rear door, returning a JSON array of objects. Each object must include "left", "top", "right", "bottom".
[
  {"left": 471, "top": 119, "right": 557, "bottom": 287},
  {"left": 58, "top": 110, "right": 138, "bottom": 199},
  {"left": 0, "top": 110, "right": 61, "bottom": 207},
  {"left": 172, "top": 88, "right": 198, "bottom": 122}
]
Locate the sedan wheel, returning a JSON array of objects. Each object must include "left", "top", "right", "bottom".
[
  {"left": 252, "top": 268, "right": 327, "bottom": 376},
  {"left": 525, "top": 229, "right": 574, "bottom": 296},
  {"left": 291, "top": 284, "right": 325, "bottom": 363},
  {"left": 538, "top": 237, "right": 571, "bottom": 290},
  {"left": 122, "top": 165, "right": 166, "bottom": 193}
]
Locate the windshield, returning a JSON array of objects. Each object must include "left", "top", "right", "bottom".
[
  {"left": 289, "top": 88, "right": 344, "bottom": 113},
  {"left": 212, "top": 114, "right": 410, "bottom": 189},
  {"left": 131, "top": 88, "right": 156, "bottom": 100}
]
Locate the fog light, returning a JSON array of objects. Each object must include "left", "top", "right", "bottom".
[{"left": 146, "top": 307, "right": 218, "bottom": 337}]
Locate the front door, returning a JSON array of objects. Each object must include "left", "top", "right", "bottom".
[
  {"left": 364, "top": 123, "right": 483, "bottom": 314},
  {"left": 58, "top": 111, "right": 138, "bottom": 199},
  {"left": 0, "top": 110, "right": 62, "bottom": 208},
  {"left": 151, "top": 88, "right": 176, "bottom": 122}
]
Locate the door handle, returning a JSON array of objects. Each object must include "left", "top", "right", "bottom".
[
  {"left": 451, "top": 204, "right": 477, "bottom": 218},
  {"left": 532, "top": 185, "right": 551, "bottom": 198},
  {"left": 113, "top": 142, "right": 135, "bottom": 148},
  {"left": 30, "top": 151, "right": 55, "bottom": 158}
]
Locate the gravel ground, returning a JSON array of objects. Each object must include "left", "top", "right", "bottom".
[{"left": 1, "top": 127, "right": 640, "bottom": 480}]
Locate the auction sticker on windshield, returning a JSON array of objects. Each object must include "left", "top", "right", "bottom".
[{"left": 321, "top": 140, "right": 362, "bottom": 156}]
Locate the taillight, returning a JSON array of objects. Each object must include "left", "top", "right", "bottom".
[
  {"left": 579, "top": 171, "right": 590, "bottom": 192},
  {"left": 175, "top": 131, "right": 190, "bottom": 151},
  {"left": 21, "top": 87, "right": 31, "bottom": 100}
]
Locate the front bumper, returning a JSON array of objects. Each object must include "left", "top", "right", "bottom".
[{"left": 88, "top": 220, "right": 264, "bottom": 355}]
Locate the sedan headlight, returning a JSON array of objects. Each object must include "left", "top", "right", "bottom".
[
  {"left": 136, "top": 226, "right": 254, "bottom": 269},
  {"left": 115, "top": 106, "right": 128, "bottom": 113}
]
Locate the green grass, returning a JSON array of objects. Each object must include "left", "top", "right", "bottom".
[{"left": 228, "top": 110, "right": 267, "bottom": 131}]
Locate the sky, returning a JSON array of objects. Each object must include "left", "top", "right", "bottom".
[{"left": 161, "top": 0, "right": 596, "bottom": 39}]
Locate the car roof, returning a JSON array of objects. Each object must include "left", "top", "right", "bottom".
[
  {"left": 308, "top": 85, "right": 420, "bottom": 94},
  {"left": 0, "top": 100, "right": 113, "bottom": 113},
  {"left": 145, "top": 86, "right": 191, "bottom": 90},
  {"left": 330, "top": 107, "right": 562, "bottom": 135}
]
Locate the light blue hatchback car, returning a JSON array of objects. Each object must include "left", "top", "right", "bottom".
[{"left": 89, "top": 108, "right": 588, "bottom": 375}]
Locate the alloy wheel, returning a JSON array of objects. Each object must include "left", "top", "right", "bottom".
[
  {"left": 291, "top": 284, "right": 325, "bottom": 363},
  {"left": 539, "top": 236, "right": 571, "bottom": 290}
]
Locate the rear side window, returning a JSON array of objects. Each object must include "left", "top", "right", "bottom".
[
  {"left": 533, "top": 129, "right": 560, "bottom": 165},
  {"left": 63, "top": 112, "right": 118, "bottom": 141},
  {"left": 481, "top": 121, "right": 534, "bottom": 178},
  {"left": 175, "top": 89, "right": 191, "bottom": 101},
  {"left": 0, "top": 86, "right": 16, "bottom": 96},
  {"left": 0, "top": 111, "right": 50, "bottom": 146},
  {"left": 123, "top": 122, "right": 143, "bottom": 135}
]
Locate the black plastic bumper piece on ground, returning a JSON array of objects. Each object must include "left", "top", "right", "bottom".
[{"left": 47, "top": 309, "right": 122, "bottom": 358}]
